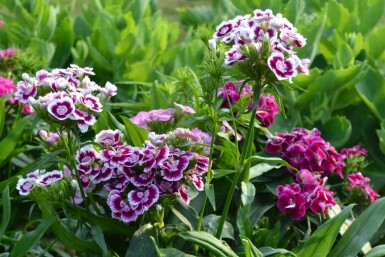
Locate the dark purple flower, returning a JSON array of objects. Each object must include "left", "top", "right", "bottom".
[
  {"left": 268, "top": 51, "right": 297, "bottom": 82},
  {"left": 76, "top": 145, "right": 98, "bottom": 165},
  {"left": 277, "top": 183, "right": 307, "bottom": 220},
  {"left": 131, "top": 171, "right": 155, "bottom": 187},
  {"left": 16, "top": 81, "right": 37, "bottom": 103},
  {"left": 127, "top": 184, "right": 160, "bottom": 212},
  {"left": 214, "top": 21, "right": 234, "bottom": 39},
  {"left": 120, "top": 206, "right": 139, "bottom": 223},
  {"left": 107, "top": 190, "right": 126, "bottom": 213},
  {"left": 16, "top": 178, "right": 35, "bottom": 195},
  {"left": 47, "top": 97, "right": 75, "bottom": 120},
  {"left": 36, "top": 170, "right": 63, "bottom": 186}
]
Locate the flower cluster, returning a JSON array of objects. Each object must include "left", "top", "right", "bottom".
[
  {"left": 16, "top": 169, "right": 64, "bottom": 195},
  {"left": 0, "top": 76, "right": 17, "bottom": 104},
  {"left": 0, "top": 48, "right": 17, "bottom": 59},
  {"left": 15, "top": 65, "right": 117, "bottom": 132},
  {"left": 266, "top": 128, "right": 345, "bottom": 177},
  {"left": 347, "top": 172, "right": 379, "bottom": 202},
  {"left": 218, "top": 81, "right": 280, "bottom": 128},
  {"left": 130, "top": 102, "right": 195, "bottom": 133},
  {"left": 73, "top": 129, "right": 209, "bottom": 223},
  {"left": 277, "top": 169, "right": 335, "bottom": 220},
  {"left": 211, "top": 9, "right": 309, "bottom": 82}
]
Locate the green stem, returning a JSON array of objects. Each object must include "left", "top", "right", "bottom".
[{"left": 215, "top": 106, "right": 257, "bottom": 239}]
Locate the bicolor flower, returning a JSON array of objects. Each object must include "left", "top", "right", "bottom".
[{"left": 47, "top": 97, "right": 75, "bottom": 120}]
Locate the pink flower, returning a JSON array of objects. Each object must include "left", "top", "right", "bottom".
[
  {"left": 130, "top": 108, "right": 176, "bottom": 131},
  {"left": 0, "top": 48, "right": 17, "bottom": 58},
  {"left": 39, "top": 130, "right": 60, "bottom": 145},
  {"left": 277, "top": 183, "right": 307, "bottom": 220},
  {"left": 347, "top": 172, "right": 379, "bottom": 202},
  {"left": 268, "top": 51, "right": 298, "bottom": 82},
  {"left": 256, "top": 94, "right": 280, "bottom": 128},
  {"left": 174, "top": 102, "right": 196, "bottom": 114},
  {"left": 16, "top": 81, "right": 37, "bottom": 103},
  {"left": 220, "top": 120, "right": 242, "bottom": 141},
  {"left": 0, "top": 76, "right": 17, "bottom": 103},
  {"left": 341, "top": 145, "right": 367, "bottom": 156}
]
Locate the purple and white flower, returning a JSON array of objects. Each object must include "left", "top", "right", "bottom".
[
  {"left": 268, "top": 51, "right": 298, "bottom": 82},
  {"left": 47, "top": 97, "right": 75, "bottom": 120}
]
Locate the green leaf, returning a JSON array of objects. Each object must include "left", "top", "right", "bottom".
[
  {"left": 51, "top": 16, "right": 74, "bottom": 67},
  {"left": 212, "top": 169, "right": 236, "bottom": 179},
  {"left": 246, "top": 155, "right": 297, "bottom": 172},
  {"left": 321, "top": 116, "right": 352, "bottom": 148},
  {"left": 240, "top": 235, "right": 263, "bottom": 257},
  {"left": 180, "top": 231, "right": 237, "bottom": 257},
  {"left": 249, "top": 163, "right": 281, "bottom": 180},
  {"left": 329, "top": 198, "right": 385, "bottom": 257},
  {"left": 295, "top": 204, "right": 354, "bottom": 257},
  {"left": 364, "top": 245, "right": 385, "bottom": 257},
  {"left": 364, "top": 26, "right": 385, "bottom": 60},
  {"left": 259, "top": 247, "right": 297, "bottom": 257},
  {"left": 170, "top": 202, "right": 199, "bottom": 231},
  {"left": 10, "top": 217, "right": 55, "bottom": 257},
  {"left": 0, "top": 187, "right": 11, "bottom": 238},
  {"left": 203, "top": 214, "right": 234, "bottom": 240},
  {"left": 355, "top": 67, "right": 385, "bottom": 120},
  {"left": 125, "top": 224, "right": 158, "bottom": 257},
  {"left": 0, "top": 118, "right": 29, "bottom": 167},
  {"left": 205, "top": 184, "right": 216, "bottom": 211},
  {"left": 130, "top": 0, "right": 150, "bottom": 23},
  {"left": 90, "top": 226, "right": 108, "bottom": 257},
  {"left": 356, "top": 0, "right": 385, "bottom": 35},
  {"left": 157, "top": 248, "right": 196, "bottom": 257},
  {"left": 333, "top": 42, "right": 354, "bottom": 69},
  {"left": 120, "top": 115, "right": 148, "bottom": 147},
  {"left": 241, "top": 182, "right": 255, "bottom": 207}
]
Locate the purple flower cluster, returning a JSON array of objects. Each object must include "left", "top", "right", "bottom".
[
  {"left": 347, "top": 173, "right": 379, "bottom": 202},
  {"left": 277, "top": 170, "right": 336, "bottom": 220},
  {"left": 266, "top": 128, "right": 345, "bottom": 177},
  {"left": 15, "top": 65, "right": 117, "bottom": 133},
  {"left": 218, "top": 81, "right": 280, "bottom": 128},
  {"left": 16, "top": 169, "right": 64, "bottom": 195},
  {"left": 211, "top": 9, "right": 309, "bottom": 82},
  {"left": 73, "top": 129, "right": 209, "bottom": 223}
]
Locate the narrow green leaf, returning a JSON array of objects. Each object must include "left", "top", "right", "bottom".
[
  {"left": 157, "top": 248, "right": 196, "bottom": 257},
  {"left": 329, "top": 198, "right": 385, "bottom": 257},
  {"left": 10, "top": 218, "right": 55, "bottom": 257},
  {"left": 0, "top": 187, "right": 11, "bottom": 238},
  {"left": 246, "top": 155, "right": 297, "bottom": 172},
  {"left": 296, "top": 204, "right": 354, "bottom": 257},
  {"left": 260, "top": 247, "right": 297, "bottom": 257},
  {"left": 125, "top": 224, "right": 158, "bottom": 257},
  {"left": 240, "top": 235, "right": 263, "bottom": 257},
  {"left": 364, "top": 245, "right": 385, "bottom": 257},
  {"left": 170, "top": 202, "right": 199, "bottom": 231},
  {"left": 205, "top": 184, "right": 216, "bottom": 211},
  {"left": 212, "top": 169, "right": 236, "bottom": 179},
  {"left": 120, "top": 115, "right": 148, "bottom": 147},
  {"left": 180, "top": 231, "right": 237, "bottom": 257}
]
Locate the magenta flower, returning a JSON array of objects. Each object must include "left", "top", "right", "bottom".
[
  {"left": 341, "top": 145, "right": 367, "bottom": 156},
  {"left": 0, "top": 48, "right": 17, "bottom": 58},
  {"left": 256, "top": 94, "right": 280, "bottom": 128},
  {"left": 214, "top": 20, "right": 234, "bottom": 39},
  {"left": 277, "top": 183, "right": 307, "bottom": 220},
  {"left": 16, "top": 169, "right": 64, "bottom": 195},
  {"left": 309, "top": 187, "right": 336, "bottom": 215},
  {"left": 347, "top": 172, "right": 379, "bottom": 202},
  {"left": 0, "top": 76, "right": 17, "bottom": 104},
  {"left": 39, "top": 130, "right": 60, "bottom": 145},
  {"left": 266, "top": 128, "right": 345, "bottom": 178},
  {"left": 127, "top": 185, "right": 160, "bottom": 214}
]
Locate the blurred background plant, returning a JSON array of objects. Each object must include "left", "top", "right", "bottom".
[{"left": 1, "top": 0, "right": 385, "bottom": 256}]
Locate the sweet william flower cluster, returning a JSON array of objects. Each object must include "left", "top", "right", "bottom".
[
  {"left": 16, "top": 64, "right": 117, "bottom": 132},
  {"left": 72, "top": 128, "right": 209, "bottom": 223},
  {"left": 211, "top": 9, "right": 309, "bottom": 82}
]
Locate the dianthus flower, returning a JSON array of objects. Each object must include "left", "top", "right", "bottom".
[
  {"left": 218, "top": 81, "right": 280, "bottom": 128},
  {"left": 16, "top": 169, "right": 64, "bottom": 195},
  {"left": 211, "top": 9, "right": 309, "bottom": 82},
  {"left": 277, "top": 169, "right": 336, "bottom": 220},
  {"left": 130, "top": 108, "right": 176, "bottom": 131},
  {"left": 341, "top": 145, "right": 367, "bottom": 156},
  {"left": 347, "top": 172, "right": 379, "bottom": 202},
  {"left": 0, "top": 48, "right": 17, "bottom": 58},
  {"left": 72, "top": 128, "right": 209, "bottom": 223},
  {"left": 266, "top": 128, "right": 345, "bottom": 177},
  {"left": 0, "top": 76, "right": 17, "bottom": 103},
  {"left": 15, "top": 64, "right": 117, "bottom": 133}
]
